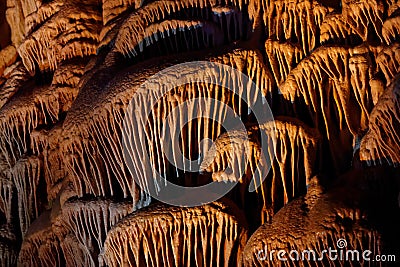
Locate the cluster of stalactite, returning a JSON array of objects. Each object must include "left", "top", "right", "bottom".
[
  {"left": 200, "top": 117, "right": 321, "bottom": 222},
  {"left": 102, "top": 201, "right": 248, "bottom": 267},
  {"left": 0, "top": 0, "right": 398, "bottom": 266},
  {"left": 18, "top": 197, "right": 133, "bottom": 267}
]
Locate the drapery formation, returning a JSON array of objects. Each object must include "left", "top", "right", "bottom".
[{"left": 0, "top": 0, "right": 399, "bottom": 266}]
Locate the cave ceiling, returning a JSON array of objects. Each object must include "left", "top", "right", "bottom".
[{"left": 0, "top": 0, "right": 399, "bottom": 266}]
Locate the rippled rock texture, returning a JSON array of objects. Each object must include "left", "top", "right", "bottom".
[{"left": 0, "top": 0, "right": 399, "bottom": 266}]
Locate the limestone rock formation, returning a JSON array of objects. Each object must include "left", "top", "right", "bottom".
[
  {"left": 360, "top": 75, "right": 400, "bottom": 166},
  {"left": 102, "top": 201, "right": 248, "bottom": 267},
  {"left": 200, "top": 117, "right": 321, "bottom": 223},
  {"left": 242, "top": 176, "right": 384, "bottom": 266},
  {"left": 0, "top": 0, "right": 399, "bottom": 266}
]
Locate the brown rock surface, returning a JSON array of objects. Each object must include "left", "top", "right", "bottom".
[
  {"left": 0, "top": 0, "right": 398, "bottom": 265},
  {"left": 242, "top": 176, "right": 381, "bottom": 266},
  {"left": 200, "top": 117, "right": 321, "bottom": 222},
  {"left": 102, "top": 201, "right": 248, "bottom": 267}
]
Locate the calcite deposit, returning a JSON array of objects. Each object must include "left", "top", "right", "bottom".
[{"left": 0, "top": 0, "right": 399, "bottom": 266}]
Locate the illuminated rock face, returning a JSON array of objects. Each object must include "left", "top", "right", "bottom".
[
  {"left": 102, "top": 201, "right": 248, "bottom": 267},
  {"left": 0, "top": 0, "right": 399, "bottom": 266}
]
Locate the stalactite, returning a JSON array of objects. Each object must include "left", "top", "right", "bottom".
[
  {"left": 264, "top": 40, "right": 304, "bottom": 86},
  {"left": 125, "top": 19, "right": 225, "bottom": 58},
  {"left": 24, "top": 0, "right": 64, "bottom": 35},
  {"left": 200, "top": 129, "right": 252, "bottom": 183},
  {"left": 210, "top": 49, "right": 274, "bottom": 100},
  {"left": 19, "top": 194, "right": 105, "bottom": 267},
  {"left": 387, "top": 0, "right": 400, "bottom": 17},
  {"left": 0, "top": 62, "right": 31, "bottom": 110},
  {"left": 0, "top": 60, "right": 84, "bottom": 167},
  {"left": 262, "top": 0, "right": 331, "bottom": 54},
  {"left": 6, "top": 60, "right": 85, "bottom": 204},
  {"left": 383, "top": 14, "right": 400, "bottom": 45},
  {"left": 18, "top": 211, "right": 64, "bottom": 267},
  {"left": 60, "top": 234, "right": 95, "bottom": 267},
  {"left": 242, "top": 176, "right": 383, "bottom": 267},
  {"left": 30, "top": 125, "right": 65, "bottom": 202},
  {"left": 369, "top": 78, "right": 386, "bottom": 106},
  {"left": 0, "top": 84, "right": 57, "bottom": 165},
  {"left": 0, "top": 177, "right": 13, "bottom": 224},
  {"left": 320, "top": 13, "right": 355, "bottom": 44},
  {"left": 0, "top": 243, "right": 17, "bottom": 267},
  {"left": 46, "top": 59, "right": 86, "bottom": 109},
  {"left": 62, "top": 48, "right": 273, "bottom": 202},
  {"left": 360, "top": 75, "right": 400, "bottom": 166},
  {"left": 102, "top": 0, "right": 143, "bottom": 25},
  {"left": 102, "top": 201, "right": 248, "bottom": 267},
  {"left": 376, "top": 43, "right": 400, "bottom": 85},
  {"left": 0, "top": 231, "right": 18, "bottom": 267},
  {"left": 201, "top": 117, "right": 321, "bottom": 222},
  {"left": 280, "top": 45, "right": 376, "bottom": 135},
  {"left": 341, "top": 0, "right": 384, "bottom": 42},
  {"left": 212, "top": 6, "right": 243, "bottom": 41},
  {"left": 264, "top": 0, "right": 384, "bottom": 51},
  {"left": 17, "top": 0, "right": 101, "bottom": 73},
  {"left": 279, "top": 45, "right": 379, "bottom": 173},
  {"left": 6, "top": 156, "right": 42, "bottom": 235},
  {"left": 61, "top": 198, "right": 133, "bottom": 266},
  {"left": 113, "top": 10, "right": 249, "bottom": 59},
  {"left": 349, "top": 48, "right": 374, "bottom": 131},
  {"left": 1, "top": 0, "right": 399, "bottom": 264},
  {"left": 114, "top": 0, "right": 251, "bottom": 57}
]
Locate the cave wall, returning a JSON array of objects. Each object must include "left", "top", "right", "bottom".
[{"left": 0, "top": 0, "right": 399, "bottom": 266}]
